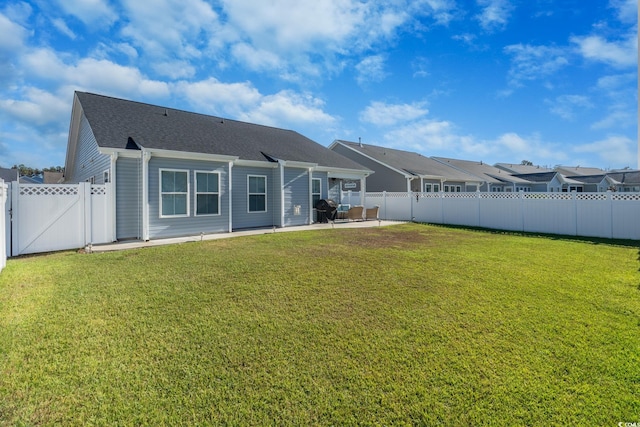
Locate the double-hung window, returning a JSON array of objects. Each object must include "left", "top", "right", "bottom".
[
  {"left": 195, "top": 171, "right": 220, "bottom": 216},
  {"left": 160, "top": 169, "right": 189, "bottom": 217},
  {"left": 248, "top": 175, "right": 267, "bottom": 212},
  {"left": 312, "top": 178, "right": 321, "bottom": 208}
]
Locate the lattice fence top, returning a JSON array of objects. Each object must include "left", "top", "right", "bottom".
[
  {"left": 576, "top": 193, "right": 609, "bottom": 201},
  {"left": 91, "top": 185, "right": 107, "bottom": 195},
  {"left": 612, "top": 193, "right": 640, "bottom": 201},
  {"left": 523, "top": 193, "right": 573, "bottom": 200},
  {"left": 20, "top": 185, "right": 78, "bottom": 196}
]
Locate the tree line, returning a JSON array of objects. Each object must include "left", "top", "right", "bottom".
[{"left": 9, "top": 164, "right": 64, "bottom": 177}]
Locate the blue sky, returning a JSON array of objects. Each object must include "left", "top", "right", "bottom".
[{"left": 0, "top": 0, "right": 637, "bottom": 171}]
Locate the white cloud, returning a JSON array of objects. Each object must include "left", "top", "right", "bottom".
[
  {"left": 231, "top": 43, "right": 283, "bottom": 72},
  {"left": 220, "top": 0, "right": 365, "bottom": 51},
  {"left": 120, "top": 0, "right": 219, "bottom": 61},
  {"left": 0, "top": 87, "right": 68, "bottom": 126},
  {"left": 0, "top": 13, "right": 28, "bottom": 52},
  {"left": 54, "top": 0, "right": 117, "bottom": 26},
  {"left": 503, "top": 44, "right": 569, "bottom": 86},
  {"left": 360, "top": 101, "right": 429, "bottom": 126},
  {"left": 240, "top": 90, "right": 336, "bottom": 127},
  {"left": 609, "top": 0, "right": 638, "bottom": 23},
  {"left": 355, "top": 55, "right": 388, "bottom": 85},
  {"left": 176, "top": 78, "right": 262, "bottom": 116},
  {"left": 476, "top": 0, "right": 513, "bottom": 31},
  {"left": 574, "top": 135, "right": 637, "bottom": 166},
  {"left": 546, "top": 95, "right": 593, "bottom": 120},
  {"left": 571, "top": 33, "right": 638, "bottom": 68},
  {"left": 177, "top": 78, "right": 336, "bottom": 128},
  {"left": 51, "top": 18, "right": 76, "bottom": 39}
]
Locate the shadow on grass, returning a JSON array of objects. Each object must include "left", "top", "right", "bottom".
[{"left": 415, "top": 221, "right": 640, "bottom": 249}]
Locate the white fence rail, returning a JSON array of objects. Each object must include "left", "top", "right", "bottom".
[
  {"left": 7, "top": 182, "right": 114, "bottom": 256},
  {"left": 0, "top": 181, "right": 6, "bottom": 271},
  {"left": 342, "top": 191, "right": 640, "bottom": 240}
]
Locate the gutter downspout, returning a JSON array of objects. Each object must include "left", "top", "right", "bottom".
[
  {"left": 228, "top": 162, "right": 233, "bottom": 232},
  {"left": 110, "top": 152, "right": 118, "bottom": 242},
  {"left": 141, "top": 150, "right": 151, "bottom": 241},
  {"left": 308, "top": 167, "right": 314, "bottom": 225},
  {"left": 279, "top": 160, "right": 285, "bottom": 228}
]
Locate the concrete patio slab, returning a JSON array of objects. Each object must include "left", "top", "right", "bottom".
[{"left": 90, "top": 220, "right": 405, "bottom": 253}]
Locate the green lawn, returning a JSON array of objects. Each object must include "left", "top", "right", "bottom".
[{"left": 0, "top": 223, "right": 638, "bottom": 425}]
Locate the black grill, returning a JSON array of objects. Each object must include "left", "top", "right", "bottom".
[{"left": 315, "top": 199, "right": 337, "bottom": 223}]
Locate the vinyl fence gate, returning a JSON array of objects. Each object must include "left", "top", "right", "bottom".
[{"left": 7, "top": 182, "right": 114, "bottom": 257}]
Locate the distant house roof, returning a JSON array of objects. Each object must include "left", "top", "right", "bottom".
[
  {"left": 512, "top": 171, "right": 583, "bottom": 185},
  {"left": 19, "top": 175, "right": 43, "bottom": 184},
  {"left": 555, "top": 166, "right": 605, "bottom": 176},
  {"left": 606, "top": 170, "right": 640, "bottom": 185},
  {"left": 332, "top": 140, "right": 482, "bottom": 182},
  {"left": 73, "top": 92, "right": 366, "bottom": 172},
  {"left": 0, "top": 167, "right": 18, "bottom": 182},
  {"left": 432, "top": 157, "right": 530, "bottom": 184},
  {"left": 495, "top": 163, "right": 554, "bottom": 174}
]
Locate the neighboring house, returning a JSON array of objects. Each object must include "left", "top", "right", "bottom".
[
  {"left": 431, "top": 157, "right": 532, "bottom": 192},
  {"left": 605, "top": 170, "right": 640, "bottom": 192},
  {"left": 494, "top": 163, "right": 554, "bottom": 174},
  {"left": 0, "top": 167, "right": 18, "bottom": 183},
  {"left": 64, "top": 92, "right": 371, "bottom": 241},
  {"left": 329, "top": 140, "right": 483, "bottom": 192},
  {"left": 569, "top": 170, "right": 640, "bottom": 192},
  {"left": 555, "top": 165, "right": 605, "bottom": 176},
  {"left": 509, "top": 172, "right": 584, "bottom": 192}
]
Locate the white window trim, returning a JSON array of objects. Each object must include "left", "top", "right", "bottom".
[
  {"left": 247, "top": 174, "right": 267, "bottom": 213},
  {"left": 194, "top": 170, "right": 221, "bottom": 217},
  {"left": 312, "top": 178, "right": 321, "bottom": 202},
  {"left": 159, "top": 168, "right": 190, "bottom": 218}
]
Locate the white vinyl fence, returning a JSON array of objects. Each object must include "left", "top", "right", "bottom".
[
  {"left": 0, "top": 180, "right": 7, "bottom": 271},
  {"left": 6, "top": 182, "right": 114, "bottom": 256},
  {"left": 342, "top": 191, "right": 640, "bottom": 240}
]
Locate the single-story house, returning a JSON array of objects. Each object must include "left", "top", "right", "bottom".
[
  {"left": 64, "top": 92, "right": 371, "bottom": 241},
  {"left": 494, "top": 163, "right": 554, "bottom": 174},
  {"left": 431, "top": 157, "right": 532, "bottom": 192},
  {"left": 568, "top": 170, "right": 640, "bottom": 192},
  {"left": 509, "top": 172, "right": 585, "bottom": 192},
  {"left": 555, "top": 165, "right": 605, "bottom": 176},
  {"left": 329, "top": 140, "right": 483, "bottom": 192}
]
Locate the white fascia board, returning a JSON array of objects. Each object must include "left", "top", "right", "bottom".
[
  {"left": 98, "top": 147, "right": 142, "bottom": 158},
  {"left": 331, "top": 140, "right": 411, "bottom": 178},
  {"left": 234, "top": 159, "right": 279, "bottom": 169},
  {"left": 146, "top": 148, "right": 238, "bottom": 163},
  {"left": 318, "top": 166, "right": 372, "bottom": 180},
  {"left": 279, "top": 160, "right": 317, "bottom": 168},
  {"left": 418, "top": 174, "right": 445, "bottom": 181}
]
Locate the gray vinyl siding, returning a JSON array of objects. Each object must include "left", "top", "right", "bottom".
[
  {"left": 232, "top": 165, "right": 278, "bottom": 230},
  {"left": 66, "top": 114, "right": 111, "bottom": 183},
  {"left": 148, "top": 158, "right": 230, "bottom": 239},
  {"left": 116, "top": 157, "right": 141, "bottom": 240},
  {"left": 283, "top": 167, "right": 310, "bottom": 227},
  {"left": 332, "top": 144, "right": 407, "bottom": 192}
]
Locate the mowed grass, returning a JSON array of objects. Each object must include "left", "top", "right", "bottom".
[{"left": 0, "top": 223, "right": 639, "bottom": 426}]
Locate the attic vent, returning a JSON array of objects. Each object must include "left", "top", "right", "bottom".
[{"left": 163, "top": 109, "right": 168, "bottom": 116}]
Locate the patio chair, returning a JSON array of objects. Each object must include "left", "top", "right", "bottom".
[
  {"left": 347, "top": 206, "right": 364, "bottom": 221},
  {"left": 365, "top": 206, "right": 379, "bottom": 221}
]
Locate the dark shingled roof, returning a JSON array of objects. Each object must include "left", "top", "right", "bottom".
[
  {"left": 76, "top": 92, "right": 365, "bottom": 170},
  {"left": 335, "top": 140, "right": 481, "bottom": 182},
  {"left": 512, "top": 172, "right": 558, "bottom": 182}
]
